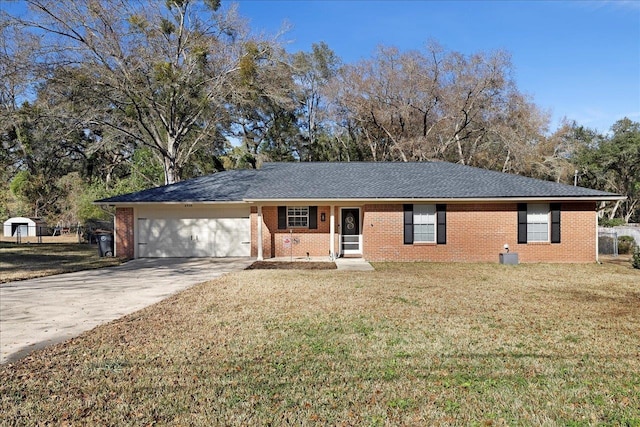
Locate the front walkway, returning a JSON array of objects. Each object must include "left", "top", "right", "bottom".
[
  {"left": 334, "top": 257, "right": 375, "bottom": 271},
  {"left": 262, "top": 256, "right": 375, "bottom": 271}
]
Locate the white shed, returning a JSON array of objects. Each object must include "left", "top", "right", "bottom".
[{"left": 3, "top": 217, "right": 47, "bottom": 237}]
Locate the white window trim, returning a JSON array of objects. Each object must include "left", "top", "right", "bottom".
[
  {"left": 413, "top": 204, "right": 437, "bottom": 243},
  {"left": 287, "top": 206, "right": 309, "bottom": 228},
  {"left": 527, "top": 203, "right": 550, "bottom": 242}
]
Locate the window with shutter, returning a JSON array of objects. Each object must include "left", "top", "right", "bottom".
[
  {"left": 279, "top": 206, "right": 318, "bottom": 229},
  {"left": 404, "top": 204, "right": 446, "bottom": 245}
]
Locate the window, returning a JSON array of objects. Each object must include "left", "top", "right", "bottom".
[
  {"left": 527, "top": 204, "right": 549, "bottom": 242},
  {"left": 404, "top": 204, "right": 446, "bottom": 245},
  {"left": 413, "top": 204, "right": 436, "bottom": 243},
  {"left": 287, "top": 207, "right": 309, "bottom": 228},
  {"left": 278, "top": 206, "right": 318, "bottom": 230}
]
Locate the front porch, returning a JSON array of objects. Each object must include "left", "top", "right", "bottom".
[{"left": 252, "top": 205, "right": 364, "bottom": 260}]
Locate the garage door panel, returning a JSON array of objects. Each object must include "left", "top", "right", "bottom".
[
  {"left": 209, "top": 218, "right": 250, "bottom": 256},
  {"left": 140, "top": 219, "right": 196, "bottom": 257},
  {"left": 138, "top": 216, "right": 250, "bottom": 258}
]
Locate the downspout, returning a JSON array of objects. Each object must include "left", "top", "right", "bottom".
[
  {"left": 595, "top": 209, "right": 599, "bottom": 263},
  {"left": 113, "top": 210, "right": 118, "bottom": 257},
  {"left": 133, "top": 207, "right": 138, "bottom": 259}
]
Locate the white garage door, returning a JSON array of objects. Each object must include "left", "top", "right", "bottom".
[{"left": 138, "top": 217, "right": 251, "bottom": 258}]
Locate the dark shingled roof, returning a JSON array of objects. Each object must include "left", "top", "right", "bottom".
[
  {"left": 97, "top": 162, "right": 621, "bottom": 203},
  {"left": 245, "top": 162, "right": 618, "bottom": 200},
  {"left": 96, "top": 169, "right": 259, "bottom": 203}
]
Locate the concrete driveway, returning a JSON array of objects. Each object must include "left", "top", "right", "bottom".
[{"left": 0, "top": 258, "right": 253, "bottom": 365}]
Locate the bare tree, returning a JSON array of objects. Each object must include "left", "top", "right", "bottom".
[
  {"left": 331, "top": 46, "right": 437, "bottom": 161},
  {"left": 330, "top": 43, "right": 550, "bottom": 168},
  {"left": 484, "top": 91, "right": 550, "bottom": 176}
]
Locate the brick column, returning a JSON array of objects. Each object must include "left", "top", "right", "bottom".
[{"left": 115, "top": 207, "right": 135, "bottom": 259}]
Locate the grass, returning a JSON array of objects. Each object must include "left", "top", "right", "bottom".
[
  {"left": 0, "top": 242, "right": 124, "bottom": 283},
  {"left": 1, "top": 262, "right": 639, "bottom": 425}
]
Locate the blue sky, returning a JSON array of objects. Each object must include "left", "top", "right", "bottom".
[{"left": 235, "top": 0, "right": 640, "bottom": 134}]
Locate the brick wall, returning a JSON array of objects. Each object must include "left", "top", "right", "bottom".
[
  {"left": 252, "top": 202, "right": 597, "bottom": 263},
  {"left": 363, "top": 202, "right": 597, "bottom": 262},
  {"left": 252, "top": 206, "right": 336, "bottom": 258},
  {"left": 115, "top": 207, "right": 135, "bottom": 259}
]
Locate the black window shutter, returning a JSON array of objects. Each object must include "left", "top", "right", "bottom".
[
  {"left": 278, "top": 206, "right": 287, "bottom": 230},
  {"left": 403, "top": 204, "right": 413, "bottom": 245},
  {"left": 517, "top": 203, "right": 527, "bottom": 244},
  {"left": 308, "top": 206, "right": 318, "bottom": 229},
  {"left": 436, "top": 204, "right": 447, "bottom": 244},
  {"left": 550, "top": 203, "right": 561, "bottom": 243}
]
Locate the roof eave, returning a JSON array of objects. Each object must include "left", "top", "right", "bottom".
[
  {"left": 93, "top": 200, "right": 246, "bottom": 206},
  {"left": 243, "top": 195, "right": 626, "bottom": 204},
  {"left": 96, "top": 195, "right": 625, "bottom": 206}
]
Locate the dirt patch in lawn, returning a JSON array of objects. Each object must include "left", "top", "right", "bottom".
[
  {"left": 246, "top": 261, "right": 337, "bottom": 270},
  {"left": 0, "top": 234, "right": 81, "bottom": 244},
  {"left": 0, "top": 242, "right": 124, "bottom": 283},
  {"left": 599, "top": 254, "right": 634, "bottom": 268}
]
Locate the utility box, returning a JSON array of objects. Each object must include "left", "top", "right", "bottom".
[{"left": 499, "top": 253, "right": 519, "bottom": 265}]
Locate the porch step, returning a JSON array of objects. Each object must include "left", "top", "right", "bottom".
[{"left": 335, "top": 258, "right": 374, "bottom": 271}]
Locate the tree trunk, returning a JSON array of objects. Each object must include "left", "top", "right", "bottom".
[
  {"left": 162, "top": 134, "right": 180, "bottom": 185},
  {"left": 624, "top": 200, "right": 637, "bottom": 224},
  {"left": 163, "top": 157, "right": 179, "bottom": 185},
  {"left": 608, "top": 199, "right": 621, "bottom": 220},
  {"left": 502, "top": 149, "right": 511, "bottom": 173}
]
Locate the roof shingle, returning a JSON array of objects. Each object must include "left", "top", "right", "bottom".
[
  {"left": 97, "top": 161, "right": 620, "bottom": 204},
  {"left": 97, "top": 169, "right": 259, "bottom": 203},
  {"left": 245, "top": 162, "right": 618, "bottom": 200}
]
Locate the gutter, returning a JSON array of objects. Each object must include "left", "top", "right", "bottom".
[
  {"left": 243, "top": 196, "right": 626, "bottom": 204},
  {"left": 93, "top": 200, "right": 247, "bottom": 207},
  {"left": 95, "top": 196, "right": 626, "bottom": 206}
]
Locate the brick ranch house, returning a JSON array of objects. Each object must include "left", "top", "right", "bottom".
[{"left": 97, "top": 162, "right": 623, "bottom": 263}]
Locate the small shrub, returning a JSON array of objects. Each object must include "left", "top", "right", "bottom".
[
  {"left": 632, "top": 246, "right": 640, "bottom": 269},
  {"left": 599, "top": 217, "right": 625, "bottom": 227},
  {"left": 618, "top": 236, "right": 636, "bottom": 254}
]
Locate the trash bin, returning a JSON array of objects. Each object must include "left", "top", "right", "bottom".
[{"left": 97, "top": 233, "right": 114, "bottom": 257}]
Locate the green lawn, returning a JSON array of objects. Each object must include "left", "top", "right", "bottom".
[{"left": 1, "top": 262, "right": 639, "bottom": 425}]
